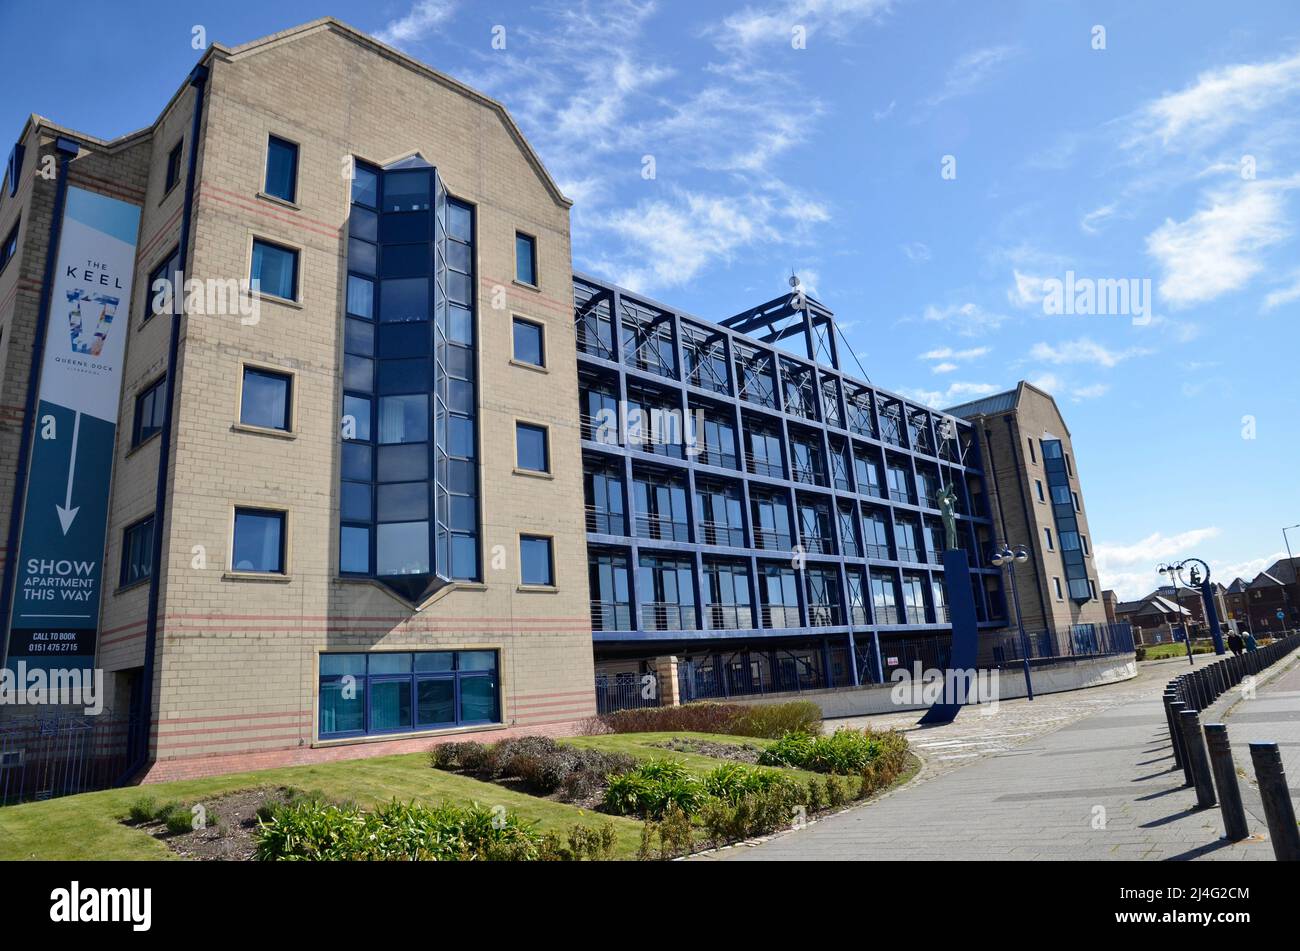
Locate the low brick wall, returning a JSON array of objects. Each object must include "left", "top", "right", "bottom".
[{"left": 722, "top": 653, "right": 1138, "bottom": 719}]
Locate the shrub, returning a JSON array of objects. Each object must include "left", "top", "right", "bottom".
[
  {"left": 429, "top": 740, "right": 494, "bottom": 773},
  {"left": 602, "top": 759, "right": 704, "bottom": 818},
  {"left": 165, "top": 809, "right": 196, "bottom": 836},
  {"left": 126, "top": 796, "right": 158, "bottom": 824},
  {"left": 567, "top": 820, "right": 618, "bottom": 861},
  {"left": 255, "top": 799, "right": 544, "bottom": 861},
  {"left": 599, "top": 700, "right": 823, "bottom": 739},
  {"left": 700, "top": 762, "right": 790, "bottom": 804},
  {"left": 698, "top": 781, "right": 806, "bottom": 849},
  {"left": 759, "top": 727, "right": 904, "bottom": 774}
]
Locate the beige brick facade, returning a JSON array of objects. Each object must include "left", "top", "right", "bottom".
[{"left": 0, "top": 19, "right": 596, "bottom": 781}]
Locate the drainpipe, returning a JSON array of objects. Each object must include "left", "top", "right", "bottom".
[
  {"left": 120, "top": 63, "right": 209, "bottom": 783},
  {"left": 0, "top": 136, "right": 81, "bottom": 672}
]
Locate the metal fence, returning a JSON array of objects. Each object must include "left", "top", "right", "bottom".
[
  {"left": 979, "top": 621, "right": 1135, "bottom": 668},
  {"left": 594, "top": 675, "right": 660, "bottom": 716},
  {"left": 0, "top": 713, "right": 138, "bottom": 807}
]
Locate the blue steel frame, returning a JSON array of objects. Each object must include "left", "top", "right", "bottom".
[{"left": 574, "top": 272, "right": 1007, "bottom": 686}]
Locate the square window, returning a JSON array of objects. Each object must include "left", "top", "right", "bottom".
[
  {"left": 376, "top": 521, "right": 429, "bottom": 575},
  {"left": 378, "top": 394, "right": 429, "bottom": 444},
  {"left": 232, "top": 508, "right": 285, "bottom": 574},
  {"left": 515, "top": 232, "right": 537, "bottom": 286},
  {"left": 380, "top": 277, "right": 429, "bottom": 322},
  {"left": 341, "top": 482, "right": 371, "bottom": 521},
  {"left": 240, "top": 367, "right": 291, "bottom": 431},
  {"left": 448, "top": 202, "right": 472, "bottom": 241},
  {"left": 164, "top": 141, "right": 183, "bottom": 193},
  {"left": 516, "top": 423, "right": 549, "bottom": 473},
  {"left": 264, "top": 135, "right": 298, "bottom": 203},
  {"left": 342, "top": 443, "right": 371, "bottom": 481},
  {"left": 120, "top": 516, "right": 154, "bottom": 587},
  {"left": 512, "top": 318, "right": 544, "bottom": 367},
  {"left": 132, "top": 377, "right": 166, "bottom": 446},
  {"left": 344, "top": 354, "right": 374, "bottom": 393},
  {"left": 251, "top": 239, "right": 298, "bottom": 301},
  {"left": 520, "top": 535, "right": 553, "bottom": 586},
  {"left": 343, "top": 395, "right": 372, "bottom": 441}
]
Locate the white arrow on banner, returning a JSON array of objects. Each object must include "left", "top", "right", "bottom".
[{"left": 56, "top": 411, "right": 81, "bottom": 535}]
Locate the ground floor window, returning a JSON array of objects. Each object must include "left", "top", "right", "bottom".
[{"left": 318, "top": 649, "right": 499, "bottom": 739}]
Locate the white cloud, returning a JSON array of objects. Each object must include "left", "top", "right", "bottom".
[
  {"left": 1135, "top": 50, "right": 1300, "bottom": 149},
  {"left": 1095, "top": 527, "right": 1221, "bottom": 599},
  {"left": 1070, "top": 382, "right": 1109, "bottom": 401},
  {"left": 923, "top": 45, "right": 1018, "bottom": 109},
  {"left": 1080, "top": 203, "right": 1116, "bottom": 235},
  {"left": 899, "top": 381, "right": 1001, "bottom": 408},
  {"left": 920, "top": 302, "right": 1008, "bottom": 336},
  {"left": 1216, "top": 551, "right": 1288, "bottom": 585},
  {"left": 1027, "top": 338, "right": 1150, "bottom": 369},
  {"left": 711, "top": 0, "right": 894, "bottom": 51},
  {"left": 374, "top": 0, "right": 457, "bottom": 47},
  {"left": 1263, "top": 272, "right": 1300, "bottom": 311},
  {"left": 900, "top": 241, "right": 931, "bottom": 262},
  {"left": 931, "top": 362, "right": 957, "bottom": 374},
  {"left": 1146, "top": 181, "right": 1294, "bottom": 308},
  {"left": 919, "top": 346, "right": 990, "bottom": 361},
  {"left": 1008, "top": 268, "right": 1050, "bottom": 309}
]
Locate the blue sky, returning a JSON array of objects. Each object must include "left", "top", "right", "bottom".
[{"left": 3, "top": 0, "right": 1299, "bottom": 598}]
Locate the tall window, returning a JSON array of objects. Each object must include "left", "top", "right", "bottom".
[
  {"left": 338, "top": 159, "right": 479, "bottom": 596},
  {"left": 758, "top": 563, "right": 800, "bottom": 628},
  {"left": 120, "top": 516, "right": 154, "bottom": 587},
  {"left": 318, "top": 650, "right": 499, "bottom": 739},
  {"left": 515, "top": 422, "right": 549, "bottom": 473},
  {"left": 871, "top": 574, "right": 899, "bottom": 623},
  {"left": 232, "top": 508, "right": 285, "bottom": 574},
  {"left": 0, "top": 219, "right": 18, "bottom": 273},
  {"left": 132, "top": 377, "right": 166, "bottom": 446},
  {"left": 164, "top": 140, "right": 183, "bottom": 193},
  {"left": 251, "top": 238, "right": 298, "bottom": 301},
  {"left": 240, "top": 367, "right": 291, "bottom": 431},
  {"left": 515, "top": 232, "right": 537, "bottom": 285},
  {"left": 145, "top": 246, "right": 180, "bottom": 322},
  {"left": 520, "top": 535, "right": 554, "bottom": 586},
  {"left": 264, "top": 135, "right": 299, "bottom": 202},
  {"left": 1044, "top": 527, "right": 1054, "bottom": 550},
  {"left": 512, "top": 317, "right": 544, "bottom": 367}
]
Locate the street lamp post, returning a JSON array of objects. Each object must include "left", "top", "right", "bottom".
[
  {"left": 1159, "top": 557, "right": 1226, "bottom": 657},
  {"left": 1282, "top": 524, "right": 1299, "bottom": 635},
  {"left": 1158, "top": 562, "right": 1195, "bottom": 666},
  {"left": 992, "top": 543, "right": 1034, "bottom": 701}
]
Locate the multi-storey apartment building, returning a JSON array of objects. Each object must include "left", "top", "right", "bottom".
[
  {"left": 948, "top": 382, "right": 1109, "bottom": 639},
  {"left": 0, "top": 19, "right": 594, "bottom": 779},
  {"left": 573, "top": 275, "right": 1007, "bottom": 701}
]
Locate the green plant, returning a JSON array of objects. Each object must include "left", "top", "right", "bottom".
[
  {"left": 700, "top": 762, "right": 789, "bottom": 804},
  {"left": 598, "top": 700, "right": 824, "bottom": 739},
  {"left": 656, "top": 804, "right": 693, "bottom": 859},
  {"left": 567, "top": 820, "right": 618, "bottom": 861},
  {"left": 125, "top": 796, "right": 157, "bottom": 824},
  {"left": 602, "top": 760, "right": 703, "bottom": 818},
  {"left": 759, "top": 728, "right": 901, "bottom": 774},
  {"left": 164, "top": 809, "right": 196, "bottom": 836}
]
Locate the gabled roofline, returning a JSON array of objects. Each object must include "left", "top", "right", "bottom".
[{"left": 13, "top": 18, "right": 572, "bottom": 210}]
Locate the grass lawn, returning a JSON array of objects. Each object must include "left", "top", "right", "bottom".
[
  {"left": 0, "top": 751, "right": 645, "bottom": 861},
  {"left": 1139, "top": 642, "right": 1213, "bottom": 660}
]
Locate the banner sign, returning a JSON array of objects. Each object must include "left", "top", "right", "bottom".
[{"left": 5, "top": 186, "right": 141, "bottom": 671}]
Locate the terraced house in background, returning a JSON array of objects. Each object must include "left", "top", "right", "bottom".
[{"left": 0, "top": 18, "right": 1129, "bottom": 786}]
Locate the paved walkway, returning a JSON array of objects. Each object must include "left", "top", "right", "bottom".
[{"left": 695, "top": 649, "right": 1300, "bottom": 861}]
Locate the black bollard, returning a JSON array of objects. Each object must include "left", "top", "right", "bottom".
[
  {"left": 1180, "top": 710, "right": 1216, "bottom": 808},
  {"left": 1204, "top": 724, "right": 1248, "bottom": 841},
  {"left": 1163, "top": 691, "right": 1184, "bottom": 768},
  {"left": 1170, "top": 702, "right": 1193, "bottom": 787},
  {"left": 1248, "top": 742, "right": 1300, "bottom": 861}
]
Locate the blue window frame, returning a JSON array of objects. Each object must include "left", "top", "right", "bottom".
[
  {"left": 251, "top": 238, "right": 298, "bottom": 301},
  {"left": 0, "top": 219, "right": 18, "bottom": 274},
  {"left": 264, "top": 135, "right": 298, "bottom": 203},
  {"left": 520, "top": 535, "right": 554, "bottom": 586},
  {"left": 120, "top": 515, "right": 154, "bottom": 587},
  {"left": 318, "top": 650, "right": 500, "bottom": 738},
  {"left": 516, "top": 422, "right": 549, "bottom": 473},
  {"left": 512, "top": 317, "right": 544, "bottom": 366},
  {"left": 515, "top": 232, "right": 537, "bottom": 286},
  {"left": 240, "top": 366, "right": 291, "bottom": 431},
  {"left": 132, "top": 377, "right": 166, "bottom": 447},
  {"left": 164, "top": 140, "right": 183, "bottom": 193},
  {"left": 145, "top": 245, "right": 180, "bottom": 322},
  {"left": 232, "top": 508, "right": 285, "bottom": 574}
]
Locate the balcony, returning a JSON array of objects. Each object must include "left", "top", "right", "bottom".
[
  {"left": 754, "top": 527, "right": 793, "bottom": 552},
  {"left": 641, "top": 602, "right": 697, "bottom": 632},
  {"left": 760, "top": 605, "right": 801, "bottom": 629},
  {"left": 800, "top": 534, "right": 833, "bottom": 555},
  {"left": 704, "top": 603, "right": 754, "bottom": 630},
  {"left": 851, "top": 605, "right": 869, "bottom": 626},
  {"left": 590, "top": 601, "right": 632, "bottom": 632},
  {"left": 745, "top": 452, "right": 784, "bottom": 479},
  {"left": 585, "top": 505, "right": 624, "bottom": 536},
  {"left": 791, "top": 461, "right": 824, "bottom": 487},
  {"left": 896, "top": 547, "right": 920, "bottom": 563},
  {"left": 698, "top": 520, "right": 746, "bottom": 548},
  {"left": 904, "top": 605, "right": 928, "bottom": 624},
  {"left": 807, "top": 604, "right": 843, "bottom": 627},
  {"left": 889, "top": 489, "right": 913, "bottom": 504},
  {"left": 693, "top": 441, "right": 738, "bottom": 470},
  {"left": 865, "top": 543, "right": 891, "bottom": 560},
  {"left": 580, "top": 412, "right": 618, "bottom": 446},
  {"left": 634, "top": 512, "right": 689, "bottom": 543}
]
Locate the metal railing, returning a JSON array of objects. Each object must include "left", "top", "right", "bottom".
[
  {"left": 585, "top": 505, "right": 624, "bottom": 535},
  {"left": 704, "top": 603, "right": 754, "bottom": 630},
  {"left": 579, "top": 412, "right": 618, "bottom": 444},
  {"left": 640, "top": 602, "right": 697, "bottom": 631},
  {"left": 760, "top": 605, "right": 801, "bottom": 629},
  {"left": 800, "top": 534, "right": 833, "bottom": 555},
  {"left": 753, "top": 527, "right": 792, "bottom": 552},
  {"left": 590, "top": 600, "right": 633, "bottom": 632},
  {"left": 744, "top": 453, "right": 784, "bottom": 479},
  {"left": 698, "top": 521, "right": 746, "bottom": 547},
  {"left": 595, "top": 676, "right": 660, "bottom": 715},
  {"left": 903, "top": 605, "right": 928, "bottom": 624},
  {"left": 979, "top": 621, "right": 1136, "bottom": 668},
  {"left": 791, "top": 463, "right": 824, "bottom": 486},
  {"left": 807, "top": 604, "right": 843, "bottom": 627},
  {"left": 633, "top": 513, "right": 690, "bottom": 542},
  {"left": 865, "top": 542, "right": 891, "bottom": 559},
  {"left": 0, "top": 713, "right": 138, "bottom": 806},
  {"left": 693, "top": 443, "right": 737, "bottom": 469}
]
